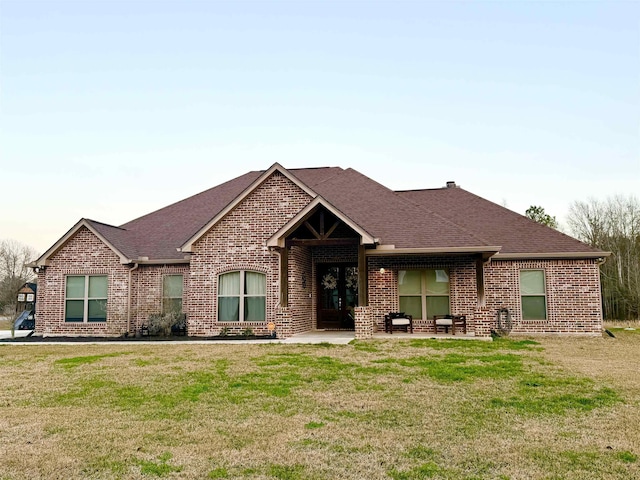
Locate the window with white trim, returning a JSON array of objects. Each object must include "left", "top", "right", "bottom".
[
  {"left": 65, "top": 275, "right": 107, "bottom": 322},
  {"left": 398, "top": 269, "right": 450, "bottom": 320},
  {"left": 162, "top": 275, "right": 183, "bottom": 314},
  {"left": 218, "top": 271, "right": 266, "bottom": 322},
  {"left": 520, "top": 270, "right": 547, "bottom": 320}
]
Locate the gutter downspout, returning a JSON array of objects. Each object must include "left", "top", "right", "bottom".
[{"left": 128, "top": 263, "right": 139, "bottom": 335}]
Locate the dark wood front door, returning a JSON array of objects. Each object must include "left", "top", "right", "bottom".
[{"left": 317, "top": 264, "right": 358, "bottom": 330}]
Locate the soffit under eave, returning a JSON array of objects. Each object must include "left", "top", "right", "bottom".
[
  {"left": 365, "top": 246, "right": 502, "bottom": 260},
  {"left": 180, "top": 163, "right": 319, "bottom": 253},
  {"left": 266, "top": 196, "right": 378, "bottom": 248}
]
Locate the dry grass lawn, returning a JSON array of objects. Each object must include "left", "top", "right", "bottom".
[{"left": 0, "top": 330, "right": 638, "bottom": 479}]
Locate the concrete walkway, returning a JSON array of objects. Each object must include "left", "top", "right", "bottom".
[
  {"left": 0, "top": 329, "right": 356, "bottom": 345},
  {"left": 0, "top": 329, "right": 488, "bottom": 345},
  {"left": 281, "top": 330, "right": 355, "bottom": 344},
  {"left": 0, "top": 330, "right": 33, "bottom": 339}
]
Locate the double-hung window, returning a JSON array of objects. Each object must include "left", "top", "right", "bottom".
[
  {"left": 65, "top": 275, "right": 108, "bottom": 322},
  {"left": 162, "top": 275, "right": 183, "bottom": 314},
  {"left": 398, "top": 269, "right": 450, "bottom": 320},
  {"left": 520, "top": 270, "right": 547, "bottom": 320},
  {"left": 218, "top": 271, "right": 266, "bottom": 322}
]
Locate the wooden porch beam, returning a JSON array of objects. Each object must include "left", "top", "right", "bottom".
[
  {"left": 324, "top": 220, "right": 341, "bottom": 239},
  {"left": 304, "top": 221, "right": 322, "bottom": 240},
  {"left": 280, "top": 247, "right": 289, "bottom": 307},
  {"left": 358, "top": 243, "right": 367, "bottom": 306},
  {"left": 286, "top": 238, "right": 360, "bottom": 247}
]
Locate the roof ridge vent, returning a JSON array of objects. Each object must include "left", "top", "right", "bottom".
[{"left": 446, "top": 181, "right": 457, "bottom": 188}]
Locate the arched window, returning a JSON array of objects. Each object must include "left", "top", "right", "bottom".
[{"left": 218, "top": 271, "right": 266, "bottom": 322}]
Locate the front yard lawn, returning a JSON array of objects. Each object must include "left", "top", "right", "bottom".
[{"left": 0, "top": 331, "right": 638, "bottom": 479}]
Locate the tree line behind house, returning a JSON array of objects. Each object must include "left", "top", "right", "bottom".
[{"left": 528, "top": 195, "right": 639, "bottom": 321}]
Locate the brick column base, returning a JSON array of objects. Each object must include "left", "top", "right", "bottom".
[
  {"left": 354, "top": 306, "right": 373, "bottom": 339},
  {"left": 473, "top": 307, "right": 494, "bottom": 338},
  {"left": 275, "top": 306, "right": 292, "bottom": 339}
]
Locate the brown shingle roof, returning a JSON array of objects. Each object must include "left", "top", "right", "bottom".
[
  {"left": 298, "top": 168, "right": 491, "bottom": 249},
  {"left": 119, "top": 171, "right": 263, "bottom": 260},
  {"left": 57, "top": 165, "right": 601, "bottom": 261},
  {"left": 85, "top": 219, "right": 139, "bottom": 259},
  {"left": 397, "top": 187, "right": 603, "bottom": 255}
]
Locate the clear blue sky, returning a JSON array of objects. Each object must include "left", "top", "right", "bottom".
[{"left": 1, "top": 0, "right": 638, "bottom": 255}]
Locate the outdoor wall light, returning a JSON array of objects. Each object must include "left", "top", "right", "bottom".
[{"left": 379, "top": 268, "right": 385, "bottom": 274}]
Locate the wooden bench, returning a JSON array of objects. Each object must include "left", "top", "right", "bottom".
[
  {"left": 384, "top": 312, "right": 413, "bottom": 334},
  {"left": 433, "top": 314, "right": 467, "bottom": 335}
]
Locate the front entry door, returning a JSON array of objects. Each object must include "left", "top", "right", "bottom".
[{"left": 317, "top": 264, "right": 358, "bottom": 330}]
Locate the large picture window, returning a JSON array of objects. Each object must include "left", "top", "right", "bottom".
[
  {"left": 398, "top": 269, "right": 450, "bottom": 320},
  {"left": 163, "top": 275, "right": 183, "bottom": 314},
  {"left": 520, "top": 270, "right": 547, "bottom": 320},
  {"left": 65, "top": 275, "right": 107, "bottom": 322},
  {"left": 218, "top": 271, "right": 266, "bottom": 322}
]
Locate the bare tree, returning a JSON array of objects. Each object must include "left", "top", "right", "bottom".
[
  {"left": 0, "top": 239, "right": 39, "bottom": 313},
  {"left": 567, "top": 196, "right": 640, "bottom": 320}
]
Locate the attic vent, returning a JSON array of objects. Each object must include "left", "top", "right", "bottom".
[{"left": 446, "top": 181, "right": 456, "bottom": 188}]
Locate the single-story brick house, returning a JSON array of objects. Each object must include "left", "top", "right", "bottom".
[{"left": 31, "top": 163, "right": 609, "bottom": 338}]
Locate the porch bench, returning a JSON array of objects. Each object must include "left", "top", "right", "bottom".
[
  {"left": 384, "top": 312, "right": 413, "bottom": 334},
  {"left": 433, "top": 314, "right": 467, "bottom": 335}
]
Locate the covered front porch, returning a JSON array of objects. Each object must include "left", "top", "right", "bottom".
[{"left": 268, "top": 198, "right": 500, "bottom": 340}]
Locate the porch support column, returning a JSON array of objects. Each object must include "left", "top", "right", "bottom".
[
  {"left": 358, "top": 243, "right": 367, "bottom": 306},
  {"left": 354, "top": 306, "right": 373, "bottom": 339},
  {"left": 280, "top": 247, "right": 289, "bottom": 307},
  {"left": 476, "top": 257, "right": 486, "bottom": 308}
]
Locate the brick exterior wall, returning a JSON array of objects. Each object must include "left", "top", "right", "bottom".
[
  {"left": 35, "top": 227, "right": 130, "bottom": 336},
  {"left": 130, "top": 264, "right": 189, "bottom": 334},
  {"left": 364, "top": 256, "right": 603, "bottom": 336},
  {"left": 483, "top": 258, "right": 603, "bottom": 335},
  {"left": 187, "top": 171, "right": 312, "bottom": 336}
]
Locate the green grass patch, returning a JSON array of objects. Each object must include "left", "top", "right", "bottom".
[
  {"left": 55, "top": 352, "right": 124, "bottom": 369},
  {"left": 488, "top": 374, "right": 621, "bottom": 415},
  {"left": 350, "top": 340, "right": 380, "bottom": 352},
  {"left": 304, "top": 421, "right": 325, "bottom": 429},
  {"left": 607, "top": 327, "right": 640, "bottom": 335},
  {"left": 617, "top": 451, "right": 637, "bottom": 463},
  {"left": 208, "top": 466, "right": 229, "bottom": 478},
  {"left": 136, "top": 452, "right": 182, "bottom": 477},
  {"left": 407, "top": 337, "right": 540, "bottom": 351},
  {"left": 404, "top": 446, "right": 440, "bottom": 461},
  {"left": 377, "top": 352, "right": 524, "bottom": 382},
  {"left": 267, "top": 464, "right": 306, "bottom": 479}
]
